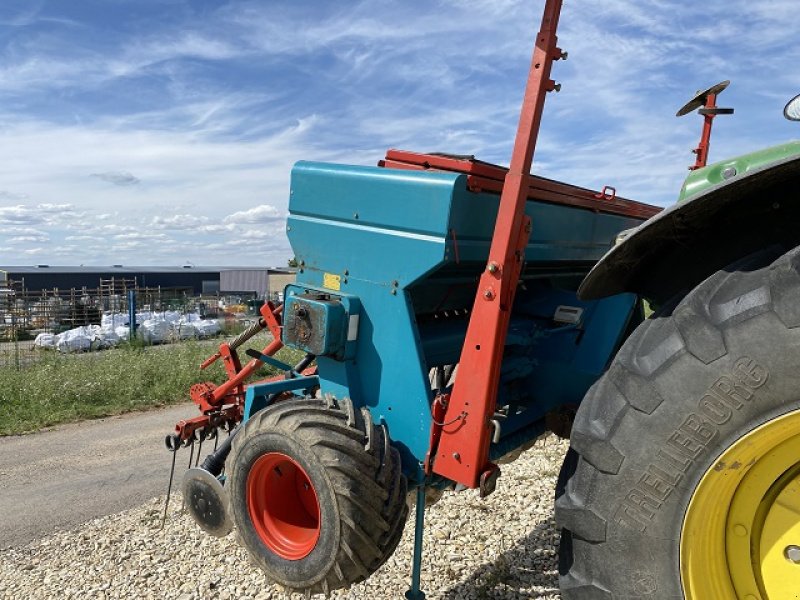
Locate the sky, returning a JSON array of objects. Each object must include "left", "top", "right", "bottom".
[{"left": 0, "top": 0, "right": 798, "bottom": 267}]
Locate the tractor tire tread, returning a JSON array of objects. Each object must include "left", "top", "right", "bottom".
[
  {"left": 559, "top": 569, "right": 612, "bottom": 600},
  {"left": 557, "top": 244, "right": 799, "bottom": 599}
]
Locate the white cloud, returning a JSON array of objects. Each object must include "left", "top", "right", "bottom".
[
  {"left": 109, "top": 33, "right": 245, "bottom": 79},
  {"left": 239, "top": 229, "right": 274, "bottom": 240},
  {"left": 0, "top": 205, "right": 38, "bottom": 225},
  {"left": 110, "top": 241, "right": 148, "bottom": 251},
  {"left": 51, "top": 245, "right": 81, "bottom": 255},
  {"left": 90, "top": 171, "right": 140, "bottom": 186},
  {"left": 151, "top": 214, "right": 210, "bottom": 230},
  {"left": 94, "top": 224, "right": 136, "bottom": 233},
  {"left": 238, "top": 222, "right": 287, "bottom": 240},
  {"left": 9, "top": 234, "right": 49, "bottom": 243},
  {"left": 0, "top": 190, "right": 28, "bottom": 200},
  {"left": 38, "top": 203, "right": 75, "bottom": 213},
  {"left": 197, "top": 224, "right": 236, "bottom": 234},
  {"left": 113, "top": 232, "right": 169, "bottom": 241},
  {"left": 5, "top": 226, "right": 45, "bottom": 234},
  {"left": 0, "top": 203, "right": 78, "bottom": 226},
  {"left": 223, "top": 204, "right": 282, "bottom": 224}
]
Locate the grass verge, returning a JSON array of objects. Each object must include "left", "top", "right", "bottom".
[{"left": 0, "top": 337, "right": 303, "bottom": 435}]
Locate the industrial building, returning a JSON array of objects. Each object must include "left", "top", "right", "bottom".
[
  {"left": 0, "top": 266, "right": 295, "bottom": 298},
  {"left": 219, "top": 268, "right": 296, "bottom": 300}
]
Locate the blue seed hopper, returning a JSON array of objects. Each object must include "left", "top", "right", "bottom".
[{"left": 266, "top": 154, "right": 657, "bottom": 478}]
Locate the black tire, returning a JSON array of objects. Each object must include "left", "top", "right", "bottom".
[
  {"left": 556, "top": 245, "right": 800, "bottom": 599},
  {"left": 228, "top": 397, "right": 408, "bottom": 596}
]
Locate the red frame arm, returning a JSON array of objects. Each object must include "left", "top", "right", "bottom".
[
  {"left": 431, "top": 0, "right": 565, "bottom": 488},
  {"left": 187, "top": 303, "right": 285, "bottom": 420}
]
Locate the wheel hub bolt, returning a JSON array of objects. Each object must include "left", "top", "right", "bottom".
[{"left": 786, "top": 545, "right": 800, "bottom": 564}]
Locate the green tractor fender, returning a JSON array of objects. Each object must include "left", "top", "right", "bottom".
[{"left": 578, "top": 141, "right": 800, "bottom": 304}]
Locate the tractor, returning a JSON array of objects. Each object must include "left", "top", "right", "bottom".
[{"left": 164, "top": 1, "right": 800, "bottom": 598}]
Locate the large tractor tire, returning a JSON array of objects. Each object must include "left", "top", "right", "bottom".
[
  {"left": 228, "top": 397, "right": 408, "bottom": 596},
  {"left": 556, "top": 246, "right": 800, "bottom": 599}
]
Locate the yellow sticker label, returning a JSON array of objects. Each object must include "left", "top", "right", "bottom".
[{"left": 323, "top": 273, "right": 341, "bottom": 291}]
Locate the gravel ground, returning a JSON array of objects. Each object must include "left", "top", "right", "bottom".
[{"left": 0, "top": 437, "right": 567, "bottom": 600}]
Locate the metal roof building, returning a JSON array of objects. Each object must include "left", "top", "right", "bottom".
[
  {"left": 219, "top": 268, "right": 297, "bottom": 299},
  {"left": 220, "top": 268, "right": 270, "bottom": 296},
  {"left": 0, "top": 266, "right": 295, "bottom": 296}
]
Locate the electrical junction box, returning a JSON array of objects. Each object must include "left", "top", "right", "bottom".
[
  {"left": 283, "top": 292, "right": 353, "bottom": 359},
  {"left": 553, "top": 305, "right": 584, "bottom": 325}
]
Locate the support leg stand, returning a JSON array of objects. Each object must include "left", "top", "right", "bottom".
[{"left": 405, "top": 483, "right": 427, "bottom": 600}]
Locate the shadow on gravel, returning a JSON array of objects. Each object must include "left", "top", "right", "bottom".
[{"left": 441, "top": 519, "right": 560, "bottom": 599}]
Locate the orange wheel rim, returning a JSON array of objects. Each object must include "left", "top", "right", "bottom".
[{"left": 247, "top": 452, "right": 321, "bottom": 560}]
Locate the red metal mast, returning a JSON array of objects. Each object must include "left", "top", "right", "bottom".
[
  {"left": 430, "top": 0, "right": 566, "bottom": 489},
  {"left": 692, "top": 93, "right": 718, "bottom": 170},
  {"left": 676, "top": 80, "right": 733, "bottom": 171}
]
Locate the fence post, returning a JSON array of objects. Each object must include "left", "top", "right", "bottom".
[
  {"left": 128, "top": 290, "right": 137, "bottom": 341},
  {"left": 12, "top": 309, "right": 20, "bottom": 371}
]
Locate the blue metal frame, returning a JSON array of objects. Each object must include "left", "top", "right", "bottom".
[{"left": 243, "top": 375, "right": 321, "bottom": 419}]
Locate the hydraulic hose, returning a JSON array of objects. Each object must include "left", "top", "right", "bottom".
[{"left": 200, "top": 425, "right": 240, "bottom": 476}]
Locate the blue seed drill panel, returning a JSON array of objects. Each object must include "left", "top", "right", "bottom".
[{"left": 282, "top": 161, "right": 640, "bottom": 479}]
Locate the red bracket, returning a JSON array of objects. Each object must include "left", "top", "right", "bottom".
[
  {"left": 174, "top": 403, "right": 242, "bottom": 442},
  {"left": 260, "top": 301, "right": 283, "bottom": 339},
  {"left": 423, "top": 393, "right": 450, "bottom": 474},
  {"left": 594, "top": 185, "right": 617, "bottom": 201},
  {"left": 189, "top": 381, "right": 219, "bottom": 413},
  {"left": 182, "top": 303, "right": 286, "bottom": 432},
  {"left": 220, "top": 343, "right": 242, "bottom": 380}
]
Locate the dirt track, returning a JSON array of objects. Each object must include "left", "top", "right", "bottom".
[{"left": 0, "top": 403, "right": 194, "bottom": 549}]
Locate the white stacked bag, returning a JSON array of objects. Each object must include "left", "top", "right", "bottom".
[{"left": 34, "top": 311, "right": 221, "bottom": 352}]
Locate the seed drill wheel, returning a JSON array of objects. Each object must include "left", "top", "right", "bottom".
[
  {"left": 556, "top": 246, "right": 800, "bottom": 599},
  {"left": 228, "top": 397, "right": 408, "bottom": 596}
]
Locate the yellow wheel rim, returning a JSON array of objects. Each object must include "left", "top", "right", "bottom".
[{"left": 681, "top": 409, "right": 800, "bottom": 600}]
